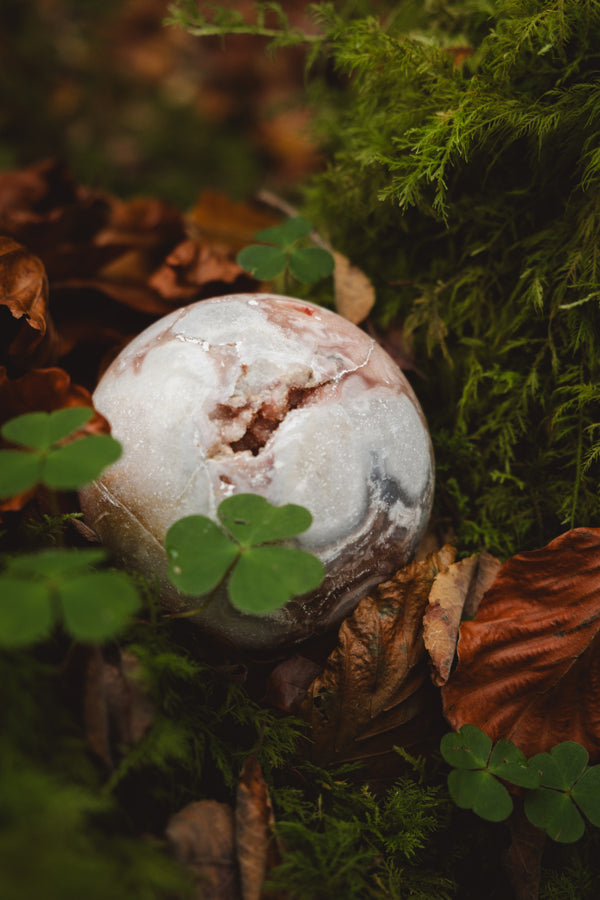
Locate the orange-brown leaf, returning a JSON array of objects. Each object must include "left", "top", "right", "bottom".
[
  {"left": 333, "top": 251, "right": 376, "bottom": 325},
  {"left": 0, "top": 236, "right": 48, "bottom": 334},
  {"left": 189, "top": 191, "right": 281, "bottom": 255},
  {"left": 166, "top": 800, "right": 240, "bottom": 900},
  {"left": 301, "top": 546, "right": 455, "bottom": 769},
  {"left": 75, "top": 646, "right": 155, "bottom": 769},
  {"left": 441, "top": 528, "right": 600, "bottom": 760},
  {"left": 424, "top": 551, "right": 501, "bottom": 686},
  {"left": 0, "top": 366, "right": 107, "bottom": 430},
  {"left": 149, "top": 239, "right": 255, "bottom": 302},
  {"left": 236, "top": 756, "right": 277, "bottom": 900}
]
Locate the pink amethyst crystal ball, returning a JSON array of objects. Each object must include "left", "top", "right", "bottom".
[{"left": 80, "top": 294, "right": 434, "bottom": 650}]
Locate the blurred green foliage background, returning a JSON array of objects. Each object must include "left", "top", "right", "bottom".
[{"left": 0, "top": 0, "right": 320, "bottom": 205}]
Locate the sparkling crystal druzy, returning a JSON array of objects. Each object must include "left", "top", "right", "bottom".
[{"left": 80, "top": 294, "right": 434, "bottom": 649}]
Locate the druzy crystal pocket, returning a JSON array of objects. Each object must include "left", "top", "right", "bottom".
[{"left": 79, "top": 294, "right": 434, "bottom": 650}]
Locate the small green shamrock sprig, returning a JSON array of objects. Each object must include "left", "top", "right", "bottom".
[
  {"left": 0, "top": 407, "right": 121, "bottom": 497},
  {"left": 0, "top": 407, "right": 139, "bottom": 647},
  {"left": 165, "top": 493, "right": 325, "bottom": 615},
  {"left": 441, "top": 724, "right": 600, "bottom": 842},
  {"left": 236, "top": 216, "right": 335, "bottom": 285},
  {"left": 0, "top": 548, "right": 140, "bottom": 646}
]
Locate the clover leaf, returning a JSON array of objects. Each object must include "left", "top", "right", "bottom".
[
  {"left": 0, "top": 578, "right": 53, "bottom": 646},
  {"left": 525, "top": 742, "right": 600, "bottom": 842},
  {"left": 440, "top": 724, "right": 493, "bottom": 770},
  {"left": 448, "top": 768, "right": 514, "bottom": 822},
  {"left": 229, "top": 545, "right": 324, "bottom": 614},
  {"left": 165, "top": 516, "right": 239, "bottom": 596},
  {"left": 0, "top": 549, "right": 140, "bottom": 647},
  {"left": 442, "top": 727, "right": 600, "bottom": 843},
  {"left": 488, "top": 739, "right": 540, "bottom": 789},
  {"left": 237, "top": 216, "right": 335, "bottom": 285},
  {"left": 441, "top": 725, "right": 541, "bottom": 823},
  {"left": 218, "top": 493, "right": 312, "bottom": 545},
  {"left": 165, "top": 493, "right": 325, "bottom": 616},
  {"left": 0, "top": 408, "right": 121, "bottom": 497},
  {"left": 2, "top": 407, "right": 94, "bottom": 450},
  {"left": 571, "top": 766, "right": 600, "bottom": 827}
]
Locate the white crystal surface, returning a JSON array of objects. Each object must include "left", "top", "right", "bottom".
[{"left": 80, "top": 294, "right": 434, "bottom": 649}]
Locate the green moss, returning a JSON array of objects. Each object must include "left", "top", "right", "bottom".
[
  {"left": 0, "top": 649, "right": 191, "bottom": 900},
  {"left": 0, "top": 752, "right": 190, "bottom": 900},
  {"left": 268, "top": 759, "right": 456, "bottom": 899},
  {"left": 301, "top": 0, "right": 600, "bottom": 556},
  {"left": 539, "top": 829, "right": 600, "bottom": 898},
  {"left": 170, "top": 0, "right": 600, "bottom": 555},
  {"left": 105, "top": 636, "right": 307, "bottom": 829}
]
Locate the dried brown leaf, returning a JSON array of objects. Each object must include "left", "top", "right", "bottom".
[
  {"left": 0, "top": 236, "right": 48, "bottom": 334},
  {"left": 97, "top": 195, "right": 184, "bottom": 260},
  {"left": 301, "top": 546, "right": 455, "bottom": 769},
  {"left": 0, "top": 159, "right": 109, "bottom": 258},
  {"left": 149, "top": 239, "right": 254, "bottom": 302},
  {"left": 166, "top": 800, "right": 240, "bottom": 900},
  {"left": 424, "top": 551, "right": 501, "bottom": 686},
  {"left": 0, "top": 236, "right": 60, "bottom": 367},
  {"left": 236, "top": 756, "right": 276, "bottom": 900},
  {"left": 165, "top": 759, "right": 277, "bottom": 900},
  {"left": 81, "top": 647, "right": 155, "bottom": 769},
  {"left": 442, "top": 528, "right": 600, "bottom": 759},
  {"left": 0, "top": 366, "right": 108, "bottom": 431},
  {"left": 333, "top": 251, "right": 376, "bottom": 325},
  {"left": 189, "top": 191, "right": 280, "bottom": 254},
  {"left": 462, "top": 549, "right": 502, "bottom": 619}
]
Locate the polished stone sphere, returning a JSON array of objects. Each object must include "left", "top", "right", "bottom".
[{"left": 80, "top": 294, "right": 434, "bottom": 649}]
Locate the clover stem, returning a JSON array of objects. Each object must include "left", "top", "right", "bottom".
[{"left": 283, "top": 252, "right": 294, "bottom": 294}]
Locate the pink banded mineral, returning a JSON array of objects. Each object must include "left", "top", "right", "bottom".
[{"left": 79, "top": 294, "right": 434, "bottom": 650}]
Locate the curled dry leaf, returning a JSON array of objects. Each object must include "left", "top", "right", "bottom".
[
  {"left": 0, "top": 163, "right": 266, "bottom": 388},
  {"left": 149, "top": 239, "right": 255, "bottom": 302},
  {"left": 332, "top": 251, "right": 376, "bottom": 325},
  {"left": 79, "top": 647, "right": 155, "bottom": 770},
  {"left": 236, "top": 756, "right": 277, "bottom": 900},
  {"left": 0, "top": 159, "right": 110, "bottom": 264},
  {"left": 52, "top": 196, "right": 188, "bottom": 318},
  {"left": 96, "top": 196, "right": 185, "bottom": 266},
  {"left": 0, "top": 236, "right": 58, "bottom": 367},
  {"left": 442, "top": 528, "right": 600, "bottom": 760},
  {"left": 165, "top": 758, "right": 276, "bottom": 900},
  {"left": 301, "top": 546, "right": 455, "bottom": 770},
  {"left": 0, "top": 236, "right": 48, "bottom": 333},
  {"left": 166, "top": 800, "right": 240, "bottom": 900},
  {"left": 424, "top": 551, "right": 501, "bottom": 686}
]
